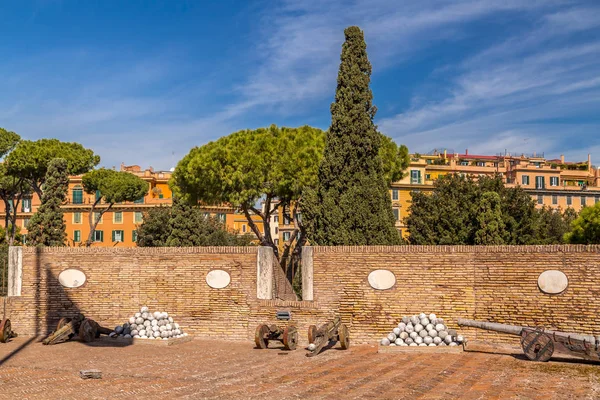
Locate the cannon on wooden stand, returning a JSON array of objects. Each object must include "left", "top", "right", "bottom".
[
  {"left": 306, "top": 316, "right": 349, "bottom": 357},
  {"left": 458, "top": 318, "right": 600, "bottom": 362},
  {"left": 255, "top": 324, "right": 298, "bottom": 350},
  {"left": 43, "top": 314, "right": 112, "bottom": 345}
]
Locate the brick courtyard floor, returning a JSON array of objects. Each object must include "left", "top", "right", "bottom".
[{"left": 1, "top": 337, "right": 599, "bottom": 399}]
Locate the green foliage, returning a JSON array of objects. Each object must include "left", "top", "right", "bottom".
[
  {"left": 5, "top": 138, "right": 99, "bottom": 197},
  {"left": 136, "top": 201, "right": 252, "bottom": 247},
  {"left": 406, "top": 174, "right": 575, "bottom": 245},
  {"left": 26, "top": 158, "right": 69, "bottom": 246},
  {"left": 0, "top": 127, "right": 20, "bottom": 158},
  {"left": 475, "top": 192, "right": 505, "bottom": 245},
  {"left": 564, "top": 202, "right": 600, "bottom": 244},
  {"left": 82, "top": 168, "right": 149, "bottom": 246},
  {"left": 0, "top": 243, "right": 7, "bottom": 296},
  {"left": 302, "top": 26, "right": 402, "bottom": 246}
]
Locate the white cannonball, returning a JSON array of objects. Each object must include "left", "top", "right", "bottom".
[
  {"left": 405, "top": 337, "right": 414, "bottom": 345},
  {"left": 174, "top": 329, "right": 181, "bottom": 335},
  {"left": 419, "top": 330, "right": 428, "bottom": 338},
  {"left": 135, "top": 312, "right": 141, "bottom": 318},
  {"left": 433, "top": 337, "right": 442, "bottom": 345},
  {"left": 394, "top": 338, "right": 404, "bottom": 345},
  {"left": 399, "top": 332, "right": 408, "bottom": 340},
  {"left": 429, "top": 313, "right": 436, "bottom": 321},
  {"left": 174, "top": 323, "right": 180, "bottom": 330},
  {"left": 444, "top": 335, "right": 453, "bottom": 344},
  {"left": 438, "top": 331, "right": 448, "bottom": 339},
  {"left": 129, "top": 317, "right": 136, "bottom": 324},
  {"left": 160, "top": 331, "right": 168, "bottom": 338},
  {"left": 439, "top": 341, "right": 447, "bottom": 346},
  {"left": 401, "top": 316, "right": 410, "bottom": 324},
  {"left": 148, "top": 315, "right": 154, "bottom": 321},
  {"left": 140, "top": 306, "right": 149, "bottom": 313},
  {"left": 308, "top": 343, "right": 317, "bottom": 351},
  {"left": 437, "top": 318, "right": 444, "bottom": 325},
  {"left": 159, "top": 326, "right": 166, "bottom": 332},
  {"left": 168, "top": 317, "right": 174, "bottom": 323},
  {"left": 419, "top": 343, "right": 427, "bottom": 347},
  {"left": 162, "top": 312, "right": 169, "bottom": 319},
  {"left": 133, "top": 334, "right": 140, "bottom": 338},
  {"left": 428, "top": 343, "right": 437, "bottom": 347},
  {"left": 414, "top": 324, "right": 423, "bottom": 333},
  {"left": 428, "top": 330, "right": 438, "bottom": 338},
  {"left": 381, "top": 338, "right": 390, "bottom": 346},
  {"left": 415, "top": 337, "right": 423, "bottom": 344},
  {"left": 409, "top": 343, "right": 418, "bottom": 347},
  {"left": 420, "top": 318, "right": 430, "bottom": 326},
  {"left": 387, "top": 333, "right": 397, "bottom": 342},
  {"left": 456, "top": 335, "right": 464, "bottom": 343},
  {"left": 448, "top": 329, "right": 457, "bottom": 337},
  {"left": 435, "top": 324, "right": 446, "bottom": 332},
  {"left": 425, "top": 324, "right": 434, "bottom": 332},
  {"left": 410, "top": 332, "right": 418, "bottom": 339},
  {"left": 410, "top": 316, "right": 419, "bottom": 325},
  {"left": 391, "top": 343, "right": 399, "bottom": 347},
  {"left": 139, "top": 329, "right": 146, "bottom": 336},
  {"left": 124, "top": 334, "right": 132, "bottom": 338},
  {"left": 153, "top": 331, "right": 160, "bottom": 338},
  {"left": 141, "top": 312, "right": 148, "bottom": 319},
  {"left": 449, "top": 342, "right": 457, "bottom": 346},
  {"left": 419, "top": 313, "right": 427, "bottom": 320},
  {"left": 151, "top": 325, "right": 159, "bottom": 332},
  {"left": 169, "top": 331, "right": 174, "bottom": 337},
  {"left": 153, "top": 311, "right": 161, "bottom": 319},
  {"left": 151, "top": 320, "right": 158, "bottom": 327},
  {"left": 405, "top": 325, "right": 414, "bottom": 333},
  {"left": 424, "top": 336, "right": 433, "bottom": 344},
  {"left": 130, "top": 323, "right": 138, "bottom": 331},
  {"left": 165, "top": 324, "right": 172, "bottom": 331},
  {"left": 140, "top": 335, "right": 147, "bottom": 339},
  {"left": 136, "top": 317, "right": 144, "bottom": 325},
  {"left": 143, "top": 320, "right": 151, "bottom": 327},
  {"left": 392, "top": 327, "right": 400, "bottom": 336},
  {"left": 397, "top": 322, "right": 406, "bottom": 331},
  {"left": 131, "top": 330, "right": 139, "bottom": 336},
  {"left": 115, "top": 326, "right": 124, "bottom": 334}
]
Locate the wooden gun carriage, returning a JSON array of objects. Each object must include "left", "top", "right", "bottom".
[
  {"left": 306, "top": 316, "right": 349, "bottom": 357},
  {"left": 458, "top": 318, "right": 600, "bottom": 362},
  {"left": 43, "top": 314, "right": 113, "bottom": 345}
]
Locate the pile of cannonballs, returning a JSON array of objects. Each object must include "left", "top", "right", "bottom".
[
  {"left": 380, "top": 313, "right": 464, "bottom": 347},
  {"left": 109, "top": 306, "right": 188, "bottom": 340}
]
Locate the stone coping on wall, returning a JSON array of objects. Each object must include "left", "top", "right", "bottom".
[
  {"left": 17, "top": 246, "right": 259, "bottom": 254},
  {"left": 257, "top": 299, "right": 320, "bottom": 309},
  {"left": 310, "top": 245, "right": 600, "bottom": 253}
]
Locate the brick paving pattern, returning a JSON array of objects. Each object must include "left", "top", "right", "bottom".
[{"left": 1, "top": 338, "right": 599, "bottom": 399}]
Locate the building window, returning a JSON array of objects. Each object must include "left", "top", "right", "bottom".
[
  {"left": 95, "top": 190, "right": 102, "bottom": 202},
  {"left": 410, "top": 170, "right": 421, "bottom": 184},
  {"left": 581, "top": 196, "right": 586, "bottom": 207},
  {"left": 537, "top": 195, "right": 543, "bottom": 205},
  {"left": 94, "top": 230, "right": 104, "bottom": 242},
  {"left": 425, "top": 174, "right": 431, "bottom": 180},
  {"left": 392, "top": 189, "right": 399, "bottom": 200},
  {"left": 112, "top": 230, "right": 124, "bottom": 242},
  {"left": 94, "top": 212, "right": 102, "bottom": 224},
  {"left": 159, "top": 193, "right": 164, "bottom": 199},
  {"left": 21, "top": 234, "right": 26, "bottom": 244},
  {"left": 296, "top": 212, "right": 302, "bottom": 223},
  {"left": 521, "top": 175, "right": 529, "bottom": 185},
  {"left": 22, "top": 198, "right": 32, "bottom": 212},
  {"left": 74, "top": 212, "right": 82, "bottom": 224},
  {"left": 134, "top": 197, "right": 144, "bottom": 204},
  {"left": 550, "top": 176, "right": 559, "bottom": 186},
  {"left": 535, "top": 176, "right": 545, "bottom": 189},
  {"left": 114, "top": 211, "right": 123, "bottom": 223},
  {"left": 134, "top": 212, "right": 143, "bottom": 224},
  {"left": 72, "top": 187, "right": 83, "bottom": 204},
  {"left": 476, "top": 161, "right": 485, "bottom": 167},
  {"left": 242, "top": 224, "right": 246, "bottom": 233},
  {"left": 274, "top": 215, "right": 279, "bottom": 223},
  {"left": 567, "top": 196, "right": 572, "bottom": 206},
  {"left": 74, "top": 230, "right": 81, "bottom": 243},
  {"left": 552, "top": 195, "right": 558, "bottom": 205},
  {"left": 7, "top": 200, "right": 13, "bottom": 212},
  {"left": 23, "top": 218, "right": 30, "bottom": 228},
  {"left": 274, "top": 239, "right": 279, "bottom": 246},
  {"left": 283, "top": 213, "right": 291, "bottom": 225},
  {"left": 132, "top": 230, "right": 138, "bottom": 243},
  {"left": 283, "top": 232, "right": 290, "bottom": 241},
  {"left": 217, "top": 213, "right": 226, "bottom": 223},
  {"left": 393, "top": 208, "right": 399, "bottom": 221},
  {"left": 275, "top": 227, "right": 278, "bottom": 234},
  {"left": 460, "top": 161, "right": 469, "bottom": 166}
]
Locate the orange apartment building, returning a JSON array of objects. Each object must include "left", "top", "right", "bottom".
[{"left": 391, "top": 150, "right": 600, "bottom": 238}]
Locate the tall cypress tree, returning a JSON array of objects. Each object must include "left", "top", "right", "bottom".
[
  {"left": 165, "top": 197, "right": 200, "bottom": 247},
  {"left": 27, "top": 158, "right": 69, "bottom": 246},
  {"left": 303, "top": 26, "right": 400, "bottom": 245}
]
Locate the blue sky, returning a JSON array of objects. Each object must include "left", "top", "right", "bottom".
[{"left": 1, "top": 0, "right": 599, "bottom": 170}]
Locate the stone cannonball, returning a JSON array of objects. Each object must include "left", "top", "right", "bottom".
[
  {"left": 405, "top": 325, "right": 414, "bottom": 333},
  {"left": 162, "top": 312, "right": 169, "bottom": 319},
  {"left": 141, "top": 312, "right": 148, "bottom": 319},
  {"left": 393, "top": 327, "right": 401, "bottom": 336},
  {"left": 448, "top": 329, "right": 457, "bottom": 337},
  {"left": 151, "top": 320, "right": 158, "bottom": 327},
  {"left": 405, "top": 337, "right": 414, "bottom": 345},
  {"left": 439, "top": 342, "right": 447, "bottom": 346},
  {"left": 456, "top": 335, "right": 464, "bottom": 343},
  {"left": 410, "top": 316, "right": 419, "bottom": 325},
  {"left": 424, "top": 336, "right": 433, "bottom": 344},
  {"left": 419, "top": 330, "right": 428, "bottom": 338},
  {"left": 435, "top": 324, "right": 446, "bottom": 332},
  {"left": 174, "top": 329, "right": 181, "bottom": 335},
  {"left": 433, "top": 337, "right": 442, "bottom": 345},
  {"left": 389, "top": 343, "right": 396, "bottom": 347},
  {"left": 444, "top": 335, "right": 453, "bottom": 345},
  {"left": 387, "top": 333, "right": 397, "bottom": 342},
  {"left": 419, "top": 343, "right": 427, "bottom": 347},
  {"left": 130, "top": 323, "right": 138, "bottom": 331},
  {"left": 153, "top": 311, "right": 161, "bottom": 319},
  {"left": 138, "top": 329, "right": 146, "bottom": 337},
  {"left": 153, "top": 331, "right": 161, "bottom": 338},
  {"left": 159, "top": 326, "right": 166, "bottom": 332},
  {"left": 165, "top": 324, "right": 172, "bottom": 331},
  {"left": 414, "top": 324, "right": 423, "bottom": 333},
  {"left": 438, "top": 331, "right": 448, "bottom": 339},
  {"left": 123, "top": 328, "right": 131, "bottom": 335},
  {"left": 124, "top": 334, "right": 132, "bottom": 339},
  {"left": 174, "top": 323, "right": 180, "bottom": 330},
  {"left": 115, "top": 326, "right": 124, "bottom": 334},
  {"left": 168, "top": 317, "right": 174, "bottom": 323},
  {"left": 428, "top": 330, "right": 438, "bottom": 338},
  {"left": 399, "top": 332, "right": 409, "bottom": 340},
  {"left": 160, "top": 331, "right": 168, "bottom": 338},
  {"left": 148, "top": 315, "right": 154, "bottom": 321},
  {"left": 415, "top": 337, "right": 423, "bottom": 345},
  {"left": 129, "top": 317, "right": 136, "bottom": 324},
  {"left": 425, "top": 324, "right": 434, "bottom": 332},
  {"left": 135, "top": 317, "right": 144, "bottom": 325},
  {"left": 140, "top": 306, "right": 149, "bottom": 313},
  {"left": 380, "top": 338, "right": 391, "bottom": 346},
  {"left": 131, "top": 330, "right": 139, "bottom": 336},
  {"left": 123, "top": 322, "right": 130, "bottom": 329},
  {"left": 429, "top": 313, "right": 436, "bottom": 321},
  {"left": 401, "top": 316, "right": 410, "bottom": 324},
  {"left": 428, "top": 343, "right": 437, "bottom": 347},
  {"left": 135, "top": 312, "right": 141, "bottom": 318},
  {"left": 419, "top": 313, "right": 427, "bottom": 320},
  {"left": 133, "top": 335, "right": 140, "bottom": 338},
  {"left": 409, "top": 332, "right": 418, "bottom": 339},
  {"left": 449, "top": 342, "right": 457, "bottom": 346},
  {"left": 437, "top": 318, "right": 444, "bottom": 325},
  {"left": 420, "top": 318, "right": 430, "bottom": 326},
  {"left": 397, "top": 323, "right": 406, "bottom": 331},
  {"left": 394, "top": 338, "right": 404, "bottom": 346},
  {"left": 143, "top": 320, "right": 151, "bottom": 327},
  {"left": 409, "top": 343, "right": 418, "bottom": 347},
  {"left": 151, "top": 325, "right": 159, "bottom": 332}
]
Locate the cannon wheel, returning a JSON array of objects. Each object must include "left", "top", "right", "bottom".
[
  {"left": 56, "top": 317, "right": 71, "bottom": 331},
  {"left": 255, "top": 324, "right": 270, "bottom": 349},
  {"left": 338, "top": 324, "right": 350, "bottom": 350},
  {"left": 79, "top": 319, "right": 99, "bottom": 343},
  {"left": 307, "top": 325, "right": 317, "bottom": 344},
  {"left": 521, "top": 330, "right": 554, "bottom": 362},
  {"left": 0, "top": 318, "right": 11, "bottom": 343},
  {"left": 282, "top": 326, "right": 297, "bottom": 350}
]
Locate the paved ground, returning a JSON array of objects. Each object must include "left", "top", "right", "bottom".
[{"left": 1, "top": 337, "right": 599, "bottom": 399}]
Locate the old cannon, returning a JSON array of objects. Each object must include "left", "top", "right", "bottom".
[
  {"left": 255, "top": 324, "right": 298, "bottom": 350},
  {"left": 43, "top": 314, "right": 112, "bottom": 345},
  {"left": 306, "top": 316, "right": 349, "bottom": 357},
  {"left": 458, "top": 318, "right": 600, "bottom": 362}
]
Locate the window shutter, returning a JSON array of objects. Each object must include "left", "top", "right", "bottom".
[
  {"left": 417, "top": 170, "right": 421, "bottom": 183},
  {"left": 112, "top": 230, "right": 115, "bottom": 242}
]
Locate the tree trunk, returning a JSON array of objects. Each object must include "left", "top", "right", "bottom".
[{"left": 85, "top": 200, "right": 113, "bottom": 247}]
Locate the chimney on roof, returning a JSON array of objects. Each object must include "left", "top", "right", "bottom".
[
  {"left": 443, "top": 149, "right": 447, "bottom": 158},
  {"left": 560, "top": 154, "right": 564, "bottom": 163},
  {"left": 588, "top": 154, "right": 591, "bottom": 169},
  {"left": 465, "top": 149, "right": 468, "bottom": 155}
]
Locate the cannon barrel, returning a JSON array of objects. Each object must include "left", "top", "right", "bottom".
[{"left": 458, "top": 318, "right": 598, "bottom": 346}]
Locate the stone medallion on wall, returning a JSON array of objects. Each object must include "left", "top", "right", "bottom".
[
  {"left": 367, "top": 269, "right": 396, "bottom": 290},
  {"left": 537, "top": 270, "right": 568, "bottom": 294},
  {"left": 206, "top": 269, "right": 231, "bottom": 289},
  {"left": 58, "top": 268, "right": 87, "bottom": 288}
]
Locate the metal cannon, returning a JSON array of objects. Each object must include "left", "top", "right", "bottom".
[
  {"left": 306, "top": 316, "right": 349, "bottom": 357},
  {"left": 458, "top": 318, "right": 600, "bottom": 362}
]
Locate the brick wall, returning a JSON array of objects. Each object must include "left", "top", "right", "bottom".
[{"left": 3, "top": 245, "right": 600, "bottom": 346}]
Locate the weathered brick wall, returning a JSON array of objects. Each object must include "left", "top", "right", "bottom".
[{"left": 3, "top": 245, "right": 600, "bottom": 347}]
